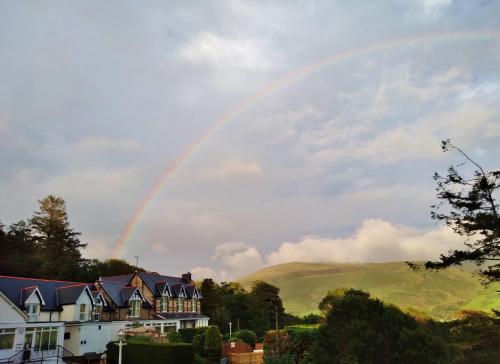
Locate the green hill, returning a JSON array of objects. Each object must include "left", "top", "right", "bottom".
[{"left": 239, "top": 262, "right": 499, "bottom": 320}]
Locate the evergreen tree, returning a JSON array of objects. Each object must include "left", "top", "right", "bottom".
[
  {"left": 30, "top": 195, "right": 86, "bottom": 280},
  {"left": 0, "top": 222, "right": 9, "bottom": 274},
  {"left": 7, "top": 220, "right": 39, "bottom": 277},
  {"left": 424, "top": 140, "right": 500, "bottom": 281}
]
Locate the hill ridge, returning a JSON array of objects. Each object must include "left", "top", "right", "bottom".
[{"left": 238, "top": 261, "right": 498, "bottom": 319}]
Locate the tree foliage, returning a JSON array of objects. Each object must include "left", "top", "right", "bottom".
[
  {"left": 311, "top": 289, "right": 447, "bottom": 364},
  {"left": 0, "top": 195, "right": 142, "bottom": 281},
  {"left": 204, "top": 326, "right": 222, "bottom": 364},
  {"left": 425, "top": 140, "right": 500, "bottom": 281}
]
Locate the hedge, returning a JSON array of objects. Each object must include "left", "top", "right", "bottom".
[
  {"left": 106, "top": 341, "right": 194, "bottom": 364},
  {"left": 179, "top": 327, "right": 208, "bottom": 343}
]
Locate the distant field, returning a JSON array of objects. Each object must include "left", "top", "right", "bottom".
[{"left": 239, "top": 262, "right": 499, "bottom": 320}]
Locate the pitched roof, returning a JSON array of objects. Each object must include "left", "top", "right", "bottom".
[
  {"left": 0, "top": 275, "right": 88, "bottom": 311},
  {"left": 136, "top": 272, "right": 184, "bottom": 297},
  {"left": 100, "top": 274, "right": 133, "bottom": 284},
  {"left": 121, "top": 287, "right": 142, "bottom": 302},
  {"left": 21, "top": 286, "right": 40, "bottom": 305},
  {"left": 57, "top": 285, "right": 91, "bottom": 306},
  {"left": 185, "top": 285, "right": 202, "bottom": 299},
  {"left": 98, "top": 281, "right": 129, "bottom": 307}
]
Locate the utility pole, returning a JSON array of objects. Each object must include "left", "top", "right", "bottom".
[{"left": 229, "top": 322, "right": 232, "bottom": 341}]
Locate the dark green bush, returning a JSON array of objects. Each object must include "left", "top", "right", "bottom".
[
  {"left": 167, "top": 331, "right": 183, "bottom": 343},
  {"left": 106, "top": 341, "right": 194, "bottom": 364},
  {"left": 179, "top": 328, "right": 197, "bottom": 343},
  {"left": 233, "top": 329, "right": 257, "bottom": 348},
  {"left": 204, "top": 325, "right": 222, "bottom": 364}
]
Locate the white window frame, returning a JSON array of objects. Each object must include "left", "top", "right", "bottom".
[
  {"left": 79, "top": 304, "right": 87, "bottom": 321},
  {"left": 129, "top": 299, "right": 141, "bottom": 318},
  {"left": 160, "top": 296, "right": 169, "bottom": 312},
  {"left": 178, "top": 298, "right": 183, "bottom": 312},
  {"left": 26, "top": 303, "right": 40, "bottom": 322},
  {"left": 26, "top": 327, "right": 58, "bottom": 352},
  {"left": 0, "top": 329, "right": 15, "bottom": 350}
]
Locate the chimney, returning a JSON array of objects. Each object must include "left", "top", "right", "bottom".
[{"left": 182, "top": 272, "right": 192, "bottom": 283}]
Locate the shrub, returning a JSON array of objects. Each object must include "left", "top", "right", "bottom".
[
  {"left": 264, "top": 353, "right": 296, "bottom": 364},
  {"left": 192, "top": 327, "right": 209, "bottom": 356},
  {"left": 106, "top": 341, "right": 194, "bottom": 364},
  {"left": 233, "top": 329, "right": 257, "bottom": 348},
  {"left": 167, "top": 331, "right": 183, "bottom": 343},
  {"left": 179, "top": 328, "right": 197, "bottom": 343},
  {"left": 204, "top": 325, "right": 223, "bottom": 364},
  {"left": 263, "top": 330, "right": 290, "bottom": 357},
  {"left": 194, "top": 353, "right": 207, "bottom": 364}
]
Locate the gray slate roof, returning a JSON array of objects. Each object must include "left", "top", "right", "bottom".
[
  {"left": 57, "top": 285, "right": 90, "bottom": 306},
  {"left": 0, "top": 275, "right": 90, "bottom": 311}
]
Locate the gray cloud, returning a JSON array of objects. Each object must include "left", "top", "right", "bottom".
[{"left": 1, "top": 1, "right": 499, "bottom": 276}]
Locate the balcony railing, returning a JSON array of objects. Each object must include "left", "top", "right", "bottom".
[{"left": 0, "top": 345, "right": 76, "bottom": 364}]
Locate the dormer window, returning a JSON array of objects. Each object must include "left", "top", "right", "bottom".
[
  {"left": 178, "top": 298, "right": 183, "bottom": 312},
  {"left": 26, "top": 303, "right": 40, "bottom": 322},
  {"left": 192, "top": 297, "right": 196, "bottom": 312}
]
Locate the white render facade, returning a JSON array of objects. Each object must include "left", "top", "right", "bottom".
[{"left": 0, "top": 272, "right": 208, "bottom": 363}]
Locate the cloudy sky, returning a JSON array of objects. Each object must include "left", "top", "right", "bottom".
[{"left": 1, "top": 1, "right": 500, "bottom": 281}]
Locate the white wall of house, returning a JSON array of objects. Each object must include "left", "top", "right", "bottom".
[
  {"left": 0, "top": 294, "right": 27, "bottom": 361},
  {"left": 39, "top": 311, "right": 60, "bottom": 322},
  {"left": 64, "top": 321, "right": 127, "bottom": 356},
  {"left": 63, "top": 324, "right": 81, "bottom": 356},
  {"left": 60, "top": 291, "right": 93, "bottom": 322}
]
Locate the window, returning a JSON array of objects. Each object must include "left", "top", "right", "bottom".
[
  {"left": 178, "top": 298, "right": 183, "bottom": 312},
  {"left": 26, "top": 327, "right": 58, "bottom": 351},
  {"left": 92, "top": 308, "right": 100, "bottom": 321},
  {"left": 26, "top": 303, "right": 40, "bottom": 322},
  {"left": 0, "top": 329, "right": 15, "bottom": 350},
  {"left": 192, "top": 298, "right": 197, "bottom": 312},
  {"left": 160, "top": 296, "right": 168, "bottom": 312},
  {"left": 129, "top": 300, "right": 141, "bottom": 317},
  {"left": 79, "top": 304, "right": 86, "bottom": 321}
]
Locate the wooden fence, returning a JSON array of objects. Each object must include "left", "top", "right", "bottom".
[{"left": 227, "top": 352, "right": 264, "bottom": 364}]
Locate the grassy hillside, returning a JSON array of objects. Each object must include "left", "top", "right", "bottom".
[{"left": 239, "top": 262, "right": 499, "bottom": 320}]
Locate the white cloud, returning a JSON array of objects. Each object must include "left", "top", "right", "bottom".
[
  {"left": 267, "top": 219, "right": 464, "bottom": 266},
  {"left": 75, "top": 137, "right": 142, "bottom": 154},
  {"left": 195, "top": 219, "right": 466, "bottom": 281},
  {"left": 209, "top": 241, "right": 264, "bottom": 280},
  {"left": 179, "top": 32, "right": 272, "bottom": 72},
  {"left": 190, "top": 266, "right": 219, "bottom": 281}
]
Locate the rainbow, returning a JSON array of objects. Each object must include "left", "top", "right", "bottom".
[{"left": 112, "top": 29, "right": 500, "bottom": 258}]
